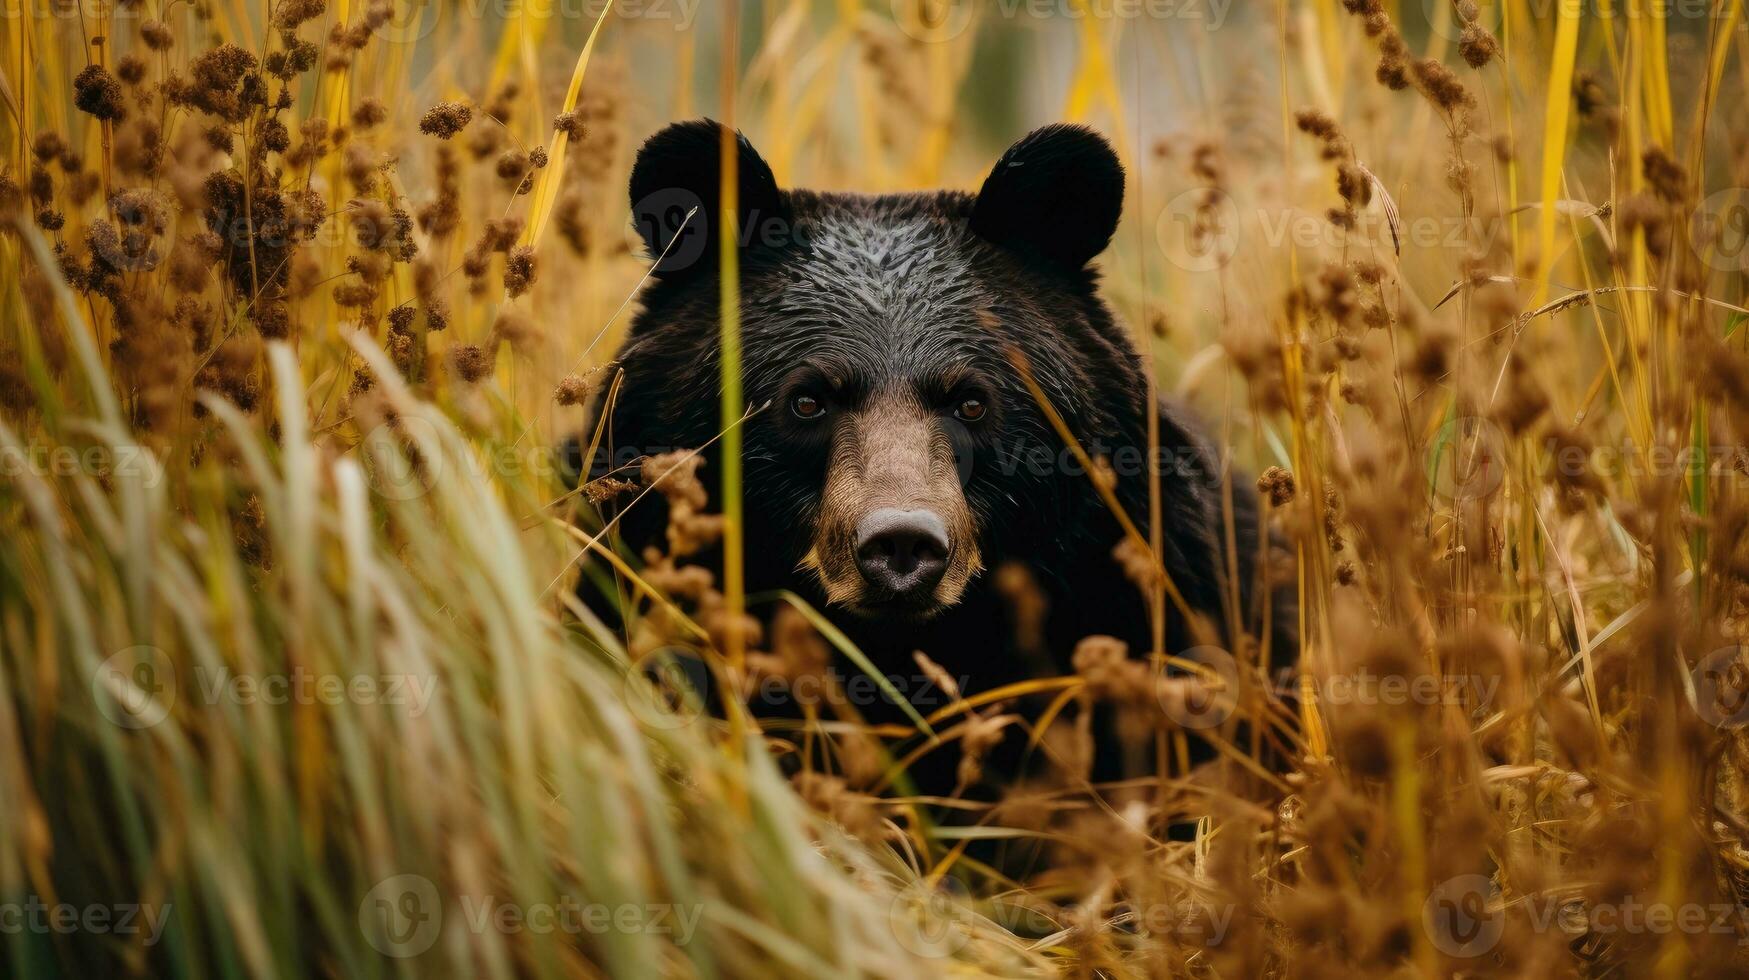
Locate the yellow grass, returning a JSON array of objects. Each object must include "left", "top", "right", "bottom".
[{"left": 5, "top": 0, "right": 1749, "bottom": 976}]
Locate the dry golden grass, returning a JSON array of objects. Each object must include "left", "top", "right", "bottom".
[{"left": 5, "top": 0, "right": 1749, "bottom": 977}]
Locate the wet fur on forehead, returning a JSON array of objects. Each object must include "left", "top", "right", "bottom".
[
  {"left": 632, "top": 188, "right": 1134, "bottom": 414},
  {"left": 618, "top": 188, "right": 1150, "bottom": 499},
  {"left": 742, "top": 190, "right": 1017, "bottom": 390}
]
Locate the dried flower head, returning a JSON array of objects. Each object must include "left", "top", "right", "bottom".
[
  {"left": 73, "top": 65, "right": 127, "bottom": 121},
  {"left": 351, "top": 98, "right": 387, "bottom": 129},
  {"left": 555, "top": 373, "right": 597, "bottom": 406},
  {"left": 117, "top": 55, "right": 148, "bottom": 86},
  {"left": 503, "top": 245, "right": 537, "bottom": 298},
  {"left": 419, "top": 101, "right": 474, "bottom": 140},
  {"left": 451, "top": 343, "right": 494, "bottom": 383},
  {"left": 273, "top": 0, "right": 327, "bottom": 28},
  {"left": 141, "top": 19, "right": 175, "bottom": 50},
  {"left": 552, "top": 109, "right": 587, "bottom": 141},
  {"left": 1258, "top": 466, "right": 1297, "bottom": 507},
  {"left": 1458, "top": 24, "right": 1498, "bottom": 68},
  {"left": 1642, "top": 147, "right": 1688, "bottom": 203}
]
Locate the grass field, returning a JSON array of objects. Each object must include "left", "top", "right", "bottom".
[{"left": 5, "top": 0, "right": 1749, "bottom": 976}]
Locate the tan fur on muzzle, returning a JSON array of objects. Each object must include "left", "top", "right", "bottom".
[{"left": 802, "top": 393, "right": 981, "bottom": 614}]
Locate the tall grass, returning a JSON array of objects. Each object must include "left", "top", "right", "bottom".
[
  {"left": 4, "top": 0, "right": 1749, "bottom": 976},
  {"left": 1, "top": 237, "right": 1042, "bottom": 976}
]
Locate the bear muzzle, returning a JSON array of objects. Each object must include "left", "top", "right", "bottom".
[{"left": 803, "top": 394, "right": 981, "bottom": 619}]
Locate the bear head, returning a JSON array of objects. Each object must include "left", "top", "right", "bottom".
[{"left": 600, "top": 120, "right": 1221, "bottom": 635}]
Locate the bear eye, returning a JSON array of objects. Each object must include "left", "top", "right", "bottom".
[
  {"left": 954, "top": 398, "right": 987, "bottom": 422},
  {"left": 790, "top": 394, "right": 826, "bottom": 420}
]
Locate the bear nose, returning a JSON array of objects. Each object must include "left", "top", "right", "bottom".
[{"left": 854, "top": 508, "right": 950, "bottom": 598}]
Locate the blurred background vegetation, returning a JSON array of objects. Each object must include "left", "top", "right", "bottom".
[{"left": 5, "top": 0, "right": 1749, "bottom": 976}]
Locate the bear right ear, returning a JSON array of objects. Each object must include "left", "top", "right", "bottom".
[
  {"left": 628, "top": 119, "right": 786, "bottom": 277},
  {"left": 970, "top": 124, "right": 1125, "bottom": 272}
]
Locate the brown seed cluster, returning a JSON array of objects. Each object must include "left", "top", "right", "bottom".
[
  {"left": 1458, "top": 24, "right": 1498, "bottom": 69},
  {"left": 554, "top": 372, "right": 599, "bottom": 406},
  {"left": 420, "top": 101, "right": 474, "bottom": 140},
  {"left": 1342, "top": 0, "right": 1476, "bottom": 119},
  {"left": 6, "top": 3, "right": 502, "bottom": 433},
  {"left": 1295, "top": 108, "right": 1372, "bottom": 231},
  {"left": 73, "top": 65, "right": 127, "bottom": 122},
  {"left": 1257, "top": 466, "right": 1297, "bottom": 507},
  {"left": 450, "top": 343, "right": 494, "bottom": 384},
  {"left": 503, "top": 244, "right": 538, "bottom": 298},
  {"left": 17, "top": 10, "right": 1749, "bottom": 978}
]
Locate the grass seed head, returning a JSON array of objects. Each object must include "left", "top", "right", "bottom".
[
  {"left": 451, "top": 343, "right": 494, "bottom": 383},
  {"left": 420, "top": 101, "right": 474, "bottom": 140},
  {"left": 73, "top": 65, "right": 127, "bottom": 121},
  {"left": 1458, "top": 24, "right": 1498, "bottom": 68}
]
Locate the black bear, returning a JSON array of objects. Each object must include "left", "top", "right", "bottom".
[{"left": 585, "top": 120, "right": 1291, "bottom": 793}]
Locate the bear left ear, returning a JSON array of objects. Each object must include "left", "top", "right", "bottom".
[
  {"left": 970, "top": 124, "right": 1124, "bottom": 272},
  {"left": 629, "top": 119, "right": 787, "bottom": 277}
]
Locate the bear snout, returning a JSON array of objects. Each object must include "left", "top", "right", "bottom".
[
  {"left": 802, "top": 394, "right": 982, "bottom": 618},
  {"left": 853, "top": 508, "right": 950, "bottom": 599}
]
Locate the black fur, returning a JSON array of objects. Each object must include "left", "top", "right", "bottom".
[
  {"left": 588, "top": 120, "right": 1291, "bottom": 790},
  {"left": 628, "top": 119, "right": 787, "bottom": 277},
  {"left": 971, "top": 122, "right": 1126, "bottom": 271}
]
